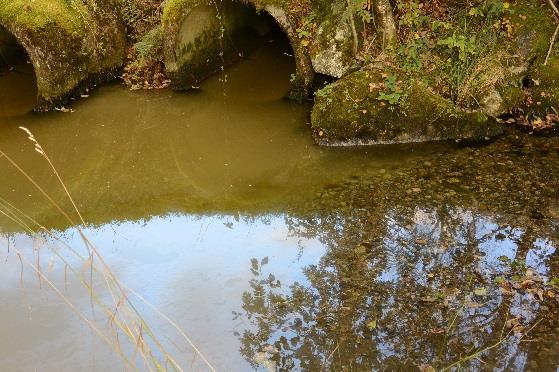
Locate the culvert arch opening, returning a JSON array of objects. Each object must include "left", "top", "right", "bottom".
[
  {"left": 0, "top": 25, "right": 38, "bottom": 117},
  {"left": 163, "top": 1, "right": 313, "bottom": 98}
]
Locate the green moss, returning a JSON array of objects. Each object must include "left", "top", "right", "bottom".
[
  {"left": 162, "top": 0, "right": 198, "bottom": 26},
  {"left": 0, "top": 0, "right": 125, "bottom": 109},
  {"left": 524, "top": 58, "right": 559, "bottom": 116},
  {"left": 163, "top": 0, "right": 292, "bottom": 27},
  {"left": 499, "top": 84, "right": 525, "bottom": 111},
  {"left": 0, "top": 0, "right": 86, "bottom": 35},
  {"left": 311, "top": 69, "right": 500, "bottom": 144},
  {"left": 510, "top": 0, "right": 556, "bottom": 58}
]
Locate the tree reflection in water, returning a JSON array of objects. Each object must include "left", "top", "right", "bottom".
[{"left": 236, "top": 184, "right": 559, "bottom": 370}]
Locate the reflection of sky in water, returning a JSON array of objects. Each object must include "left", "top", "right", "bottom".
[
  {"left": 0, "top": 214, "right": 325, "bottom": 371},
  {"left": 0, "top": 207, "right": 557, "bottom": 370},
  {"left": 379, "top": 207, "right": 557, "bottom": 286}
]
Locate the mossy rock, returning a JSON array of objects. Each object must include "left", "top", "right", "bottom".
[
  {"left": 510, "top": 0, "right": 557, "bottom": 60},
  {"left": 460, "top": 50, "right": 526, "bottom": 117},
  {"left": 0, "top": 0, "right": 126, "bottom": 109},
  {"left": 523, "top": 58, "right": 559, "bottom": 117},
  {"left": 308, "top": 17, "right": 355, "bottom": 78},
  {"left": 455, "top": 0, "right": 558, "bottom": 119},
  {"left": 311, "top": 69, "right": 502, "bottom": 145}
]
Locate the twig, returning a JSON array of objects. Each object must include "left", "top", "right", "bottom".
[
  {"left": 321, "top": 342, "right": 340, "bottom": 372},
  {"left": 441, "top": 329, "right": 514, "bottom": 371},
  {"left": 442, "top": 318, "right": 543, "bottom": 371},
  {"left": 543, "top": 0, "right": 559, "bottom": 65},
  {"left": 548, "top": 0, "right": 559, "bottom": 17},
  {"left": 544, "top": 24, "right": 559, "bottom": 66}
]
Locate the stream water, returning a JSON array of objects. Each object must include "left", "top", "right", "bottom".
[{"left": 0, "top": 34, "right": 558, "bottom": 371}]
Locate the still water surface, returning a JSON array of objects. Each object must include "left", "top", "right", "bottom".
[{"left": 0, "top": 38, "right": 558, "bottom": 371}]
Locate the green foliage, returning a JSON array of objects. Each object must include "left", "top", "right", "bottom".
[
  {"left": 398, "top": 38, "right": 424, "bottom": 73},
  {"left": 134, "top": 25, "right": 162, "bottom": 61},
  {"left": 431, "top": 20, "right": 452, "bottom": 33},
  {"left": 335, "top": 0, "right": 372, "bottom": 26},
  {"left": 118, "top": 0, "right": 144, "bottom": 27},
  {"left": 118, "top": 0, "right": 162, "bottom": 39},
  {"left": 469, "top": 0, "right": 512, "bottom": 19},
  {"left": 350, "top": 0, "right": 372, "bottom": 24},
  {"left": 296, "top": 12, "right": 316, "bottom": 47},
  {"left": 377, "top": 74, "right": 405, "bottom": 106},
  {"left": 315, "top": 83, "right": 334, "bottom": 105},
  {"left": 437, "top": 33, "right": 477, "bottom": 62},
  {"left": 396, "top": 0, "right": 429, "bottom": 32}
]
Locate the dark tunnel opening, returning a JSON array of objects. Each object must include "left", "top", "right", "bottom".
[
  {"left": 229, "top": 7, "right": 294, "bottom": 60},
  {"left": 0, "top": 25, "right": 38, "bottom": 117},
  {"left": 169, "top": 1, "right": 306, "bottom": 98},
  {"left": 208, "top": 3, "right": 302, "bottom": 100}
]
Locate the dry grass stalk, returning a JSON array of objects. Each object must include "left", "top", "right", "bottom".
[{"left": 0, "top": 128, "right": 216, "bottom": 371}]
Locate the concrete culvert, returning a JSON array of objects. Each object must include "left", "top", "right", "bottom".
[
  {"left": 162, "top": 0, "right": 315, "bottom": 100},
  {"left": 0, "top": 0, "right": 126, "bottom": 111}
]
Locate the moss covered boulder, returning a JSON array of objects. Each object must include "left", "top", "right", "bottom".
[
  {"left": 523, "top": 58, "right": 559, "bottom": 117},
  {"left": 311, "top": 69, "right": 502, "bottom": 145},
  {"left": 469, "top": 0, "right": 559, "bottom": 118},
  {"left": 0, "top": 0, "right": 126, "bottom": 109}
]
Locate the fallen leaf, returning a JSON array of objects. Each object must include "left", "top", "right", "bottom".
[
  {"left": 465, "top": 301, "right": 483, "bottom": 308},
  {"left": 474, "top": 287, "right": 488, "bottom": 296}
]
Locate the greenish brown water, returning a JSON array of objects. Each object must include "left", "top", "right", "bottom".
[
  {"left": 1, "top": 37, "right": 559, "bottom": 371},
  {"left": 0, "top": 39, "right": 451, "bottom": 230}
]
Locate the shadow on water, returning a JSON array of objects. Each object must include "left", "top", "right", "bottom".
[
  {"left": 0, "top": 25, "right": 37, "bottom": 116},
  {"left": 0, "top": 13, "right": 558, "bottom": 371}
]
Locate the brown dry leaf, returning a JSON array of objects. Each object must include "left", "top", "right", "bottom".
[
  {"left": 465, "top": 301, "right": 483, "bottom": 308},
  {"left": 369, "top": 82, "right": 381, "bottom": 91},
  {"left": 500, "top": 287, "right": 515, "bottom": 296},
  {"left": 506, "top": 317, "right": 521, "bottom": 329},
  {"left": 420, "top": 296, "right": 437, "bottom": 303},
  {"left": 430, "top": 327, "right": 446, "bottom": 334},
  {"left": 512, "top": 325, "right": 524, "bottom": 335},
  {"left": 419, "top": 364, "right": 436, "bottom": 372}
]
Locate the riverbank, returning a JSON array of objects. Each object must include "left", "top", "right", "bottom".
[{"left": 1, "top": 0, "right": 557, "bottom": 144}]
